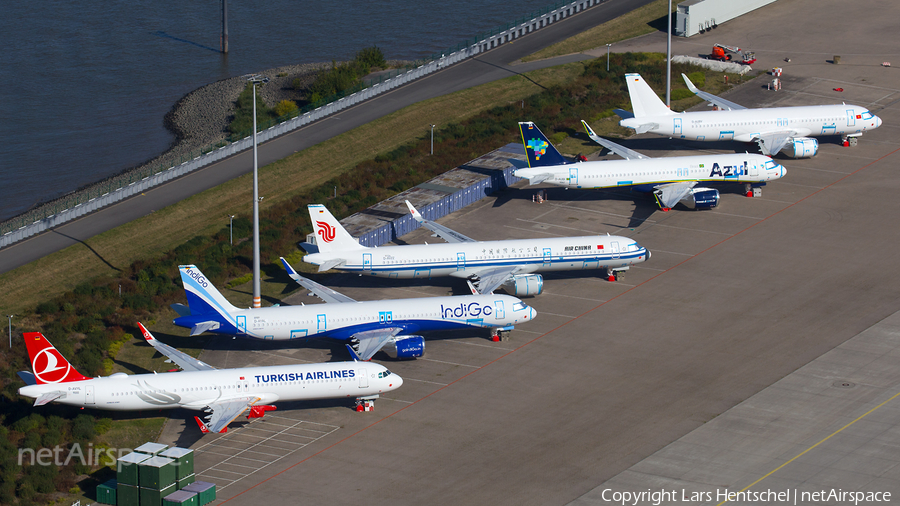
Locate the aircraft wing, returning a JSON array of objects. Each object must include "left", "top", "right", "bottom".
[
  {"left": 347, "top": 327, "right": 404, "bottom": 361},
  {"left": 755, "top": 132, "right": 793, "bottom": 156},
  {"left": 461, "top": 266, "right": 520, "bottom": 294},
  {"left": 200, "top": 397, "right": 260, "bottom": 434},
  {"left": 280, "top": 257, "right": 357, "bottom": 303},
  {"left": 653, "top": 181, "right": 699, "bottom": 209},
  {"left": 681, "top": 73, "right": 746, "bottom": 111},
  {"left": 34, "top": 391, "right": 67, "bottom": 406},
  {"left": 405, "top": 200, "right": 475, "bottom": 243},
  {"left": 581, "top": 120, "right": 650, "bottom": 160},
  {"left": 138, "top": 323, "right": 215, "bottom": 372}
]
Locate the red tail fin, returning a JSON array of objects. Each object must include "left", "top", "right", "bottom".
[{"left": 23, "top": 332, "right": 89, "bottom": 384}]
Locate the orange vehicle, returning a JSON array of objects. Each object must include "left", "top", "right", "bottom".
[{"left": 710, "top": 44, "right": 756, "bottom": 64}]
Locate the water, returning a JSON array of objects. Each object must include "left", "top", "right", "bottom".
[{"left": 0, "top": 0, "right": 556, "bottom": 222}]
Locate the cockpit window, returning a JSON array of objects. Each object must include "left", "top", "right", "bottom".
[
  {"left": 861, "top": 111, "right": 874, "bottom": 120},
  {"left": 513, "top": 302, "right": 527, "bottom": 311},
  {"left": 764, "top": 160, "right": 777, "bottom": 169}
]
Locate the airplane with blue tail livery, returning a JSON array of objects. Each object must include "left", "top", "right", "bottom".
[
  {"left": 513, "top": 121, "right": 785, "bottom": 210},
  {"left": 17, "top": 324, "right": 402, "bottom": 434},
  {"left": 615, "top": 72, "right": 882, "bottom": 157},
  {"left": 171, "top": 263, "right": 536, "bottom": 359},
  {"left": 301, "top": 203, "right": 649, "bottom": 290}
]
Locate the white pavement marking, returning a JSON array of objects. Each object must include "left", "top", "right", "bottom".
[{"left": 193, "top": 418, "right": 340, "bottom": 490}]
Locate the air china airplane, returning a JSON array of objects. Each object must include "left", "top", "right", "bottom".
[
  {"left": 513, "top": 121, "right": 785, "bottom": 210},
  {"left": 17, "top": 324, "right": 402, "bottom": 434},
  {"left": 171, "top": 264, "right": 536, "bottom": 358},
  {"left": 616, "top": 73, "right": 882, "bottom": 158},
  {"left": 302, "top": 203, "right": 648, "bottom": 290}
]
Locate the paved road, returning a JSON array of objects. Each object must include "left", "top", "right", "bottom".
[{"left": 0, "top": 0, "right": 656, "bottom": 274}]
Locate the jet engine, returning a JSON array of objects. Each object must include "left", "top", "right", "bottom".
[
  {"left": 509, "top": 274, "right": 544, "bottom": 296},
  {"left": 783, "top": 137, "right": 818, "bottom": 158},
  {"left": 383, "top": 335, "right": 425, "bottom": 359},
  {"left": 682, "top": 188, "right": 719, "bottom": 209}
]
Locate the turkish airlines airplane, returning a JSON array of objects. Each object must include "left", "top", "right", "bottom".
[
  {"left": 17, "top": 324, "right": 402, "bottom": 434},
  {"left": 301, "top": 203, "right": 648, "bottom": 290},
  {"left": 513, "top": 121, "right": 785, "bottom": 210},
  {"left": 171, "top": 264, "right": 536, "bottom": 359},
  {"left": 616, "top": 73, "right": 882, "bottom": 157}
]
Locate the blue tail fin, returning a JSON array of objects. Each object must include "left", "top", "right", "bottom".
[
  {"left": 518, "top": 122, "right": 568, "bottom": 168},
  {"left": 178, "top": 265, "right": 239, "bottom": 316}
]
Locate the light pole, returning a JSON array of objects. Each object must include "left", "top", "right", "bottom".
[
  {"left": 229, "top": 215, "right": 235, "bottom": 245},
  {"left": 430, "top": 125, "right": 436, "bottom": 155},
  {"left": 7, "top": 315, "right": 13, "bottom": 349},
  {"left": 606, "top": 44, "right": 612, "bottom": 72},
  {"left": 666, "top": 0, "right": 672, "bottom": 107},
  {"left": 247, "top": 74, "right": 268, "bottom": 308}
]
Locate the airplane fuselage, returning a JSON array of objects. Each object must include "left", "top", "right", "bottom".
[
  {"left": 516, "top": 153, "right": 783, "bottom": 191},
  {"left": 304, "top": 236, "right": 647, "bottom": 280},
  {"left": 621, "top": 104, "right": 880, "bottom": 143},
  {"left": 174, "top": 294, "right": 535, "bottom": 340},
  {"left": 19, "top": 362, "right": 399, "bottom": 412}
]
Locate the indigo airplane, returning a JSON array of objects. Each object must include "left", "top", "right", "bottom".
[
  {"left": 17, "top": 324, "right": 402, "bottom": 434},
  {"left": 616, "top": 73, "right": 882, "bottom": 158},
  {"left": 171, "top": 263, "right": 536, "bottom": 358},
  {"left": 513, "top": 121, "right": 785, "bottom": 210},
  {"left": 301, "top": 203, "right": 648, "bottom": 288}
]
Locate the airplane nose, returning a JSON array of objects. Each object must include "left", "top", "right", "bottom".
[
  {"left": 877, "top": 115, "right": 883, "bottom": 128},
  {"left": 390, "top": 374, "right": 403, "bottom": 389},
  {"left": 529, "top": 306, "right": 537, "bottom": 321},
  {"left": 781, "top": 165, "right": 787, "bottom": 178}
]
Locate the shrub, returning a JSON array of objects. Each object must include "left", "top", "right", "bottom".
[{"left": 274, "top": 99, "right": 298, "bottom": 118}]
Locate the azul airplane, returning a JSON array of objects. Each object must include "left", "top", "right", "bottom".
[
  {"left": 171, "top": 263, "right": 536, "bottom": 358},
  {"left": 616, "top": 72, "right": 882, "bottom": 158},
  {"left": 302, "top": 202, "right": 648, "bottom": 288},
  {"left": 17, "top": 324, "right": 402, "bottom": 434},
  {"left": 513, "top": 121, "right": 785, "bottom": 210}
]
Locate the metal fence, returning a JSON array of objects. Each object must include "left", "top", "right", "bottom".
[
  {"left": 354, "top": 166, "right": 521, "bottom": 247},
  {"left": 0, "top": 0, "right": 604, "bottom": 250}
]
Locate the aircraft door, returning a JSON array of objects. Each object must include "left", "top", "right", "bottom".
[
  {"left": 674, "top": 118, "right": 682, "bottom": 136},
  {"left": 494, "top": 300, "right": 506, "bottom": 319},
  {"left": 236, "top": 315, "right": 247, "bottom": 334},
  {"left": 821, "top": 124, "right": 836, "bottom": 135},
  {"left": 568, "top": 168, "right": 578, "bottom": 186},
  {"left": 414, "top": 268, "right": 431, "bottom": 278},
  {"left": 846, "top": 109, "right": 856, "bottom": 127},
  {"left": 290, "top": 329, "right": 308, "bottom": 339},
  {"left": 542, "top": 248, "right": 552, "bottom": 267},
  {"left": 358, "top": 369, "right": 368, "bottom": 388},
  {"left": 85, "top": 385, "right": 95, "bottom": 405},
  {"left": 718, "top": 131, "right": 734, "bottom": 141},
  {"left": 238, "top": 380, "right": 249, "bottom": 393},
  {"left": 457, "top": 252, "right": 466, "bottom": 271},
  {"left": 750, "top": 163, "right": 759, "bottom": 177},
  {"left": 611, "top": 241, "right": 620, "bottom": 259},
  {"left": 363, "top": 253, "right": 372, "bottom": 271},
  {"left": 317, "top": 314, "right": 327, "bottom": 332}
]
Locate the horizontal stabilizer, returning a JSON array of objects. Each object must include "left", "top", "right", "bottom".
[
  {"left": 521, "top": 172, "right": 555, "bottom": 185},
  {"left": 634, "top": 122, "right": 659, "bottom": 134},
  {"left": 190, "top": 321, "right": 221, "bottom": 336},
  {"left": 613, "top": 108, "right": 634, "bottom": 120},
  {"left": 17, "top": 371, "right": 36, "bottom": 386},
  {"left": 316, "top": 258, "right": 346, "bottom": 272},
  {"left": 34, "top": 391, "right": 66, "bottom": 407},
  {"left": 170, "top": 303, "right": 193, "bottom": 318},
  {"left": 298, "top": 242, "right": 319, "bottom": 254}
]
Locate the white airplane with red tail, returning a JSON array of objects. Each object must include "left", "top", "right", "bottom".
[{"left": 17, "top": 324, "right": 402, "bottom": 434}]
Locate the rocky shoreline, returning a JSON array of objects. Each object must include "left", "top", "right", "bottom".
[{"left": 3, "top": 60, "right": 410, "bottom": 232}]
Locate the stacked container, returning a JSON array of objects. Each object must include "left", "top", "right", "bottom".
[
  {"left": 181, "top": 481, "right": 216, "bottom": 506},
  {"left": 115, "top": 452, "right": 150, "bottom": 506},
  {"left": 159, "top": 447, "right": 195, "bottom": 489}
]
